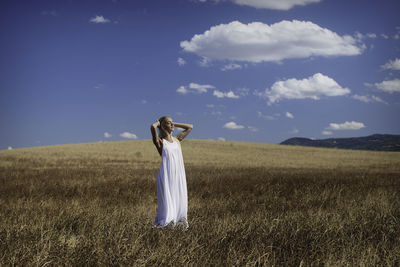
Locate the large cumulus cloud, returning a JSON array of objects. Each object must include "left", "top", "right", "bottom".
[{"left": 181, "top": 20, "right": 364, "bottom": 63}]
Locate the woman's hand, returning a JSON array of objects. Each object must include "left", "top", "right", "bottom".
[{"left": 152, "top": 120, "right": 160, "bottom": 128}]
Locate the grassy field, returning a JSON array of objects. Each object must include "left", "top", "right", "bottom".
[{"left": 1, "top": 139, "right": 400, "bottom": 266}]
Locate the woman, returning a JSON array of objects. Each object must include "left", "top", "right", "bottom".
[{"left": 150, "top": 116, "right": 193, "bottom": 229}]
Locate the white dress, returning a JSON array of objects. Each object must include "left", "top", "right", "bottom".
[{"left": 154, "top": 136, "right": 189, "bottom": 229}]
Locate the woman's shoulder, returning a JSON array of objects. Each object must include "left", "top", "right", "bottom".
[{"left": 172, "top": 136, "right": 181, "bottom": 145}]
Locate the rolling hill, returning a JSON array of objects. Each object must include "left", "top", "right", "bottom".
[
  {"left": 1, "top": 139, "right": 400, "bottom": 265},
  {"left": 280, "top": 134, "right": 400, "bottom": 151}
]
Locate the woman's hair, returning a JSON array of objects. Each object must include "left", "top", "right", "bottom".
[{"left": 158, "top": 116, "right": 171, "bottom": 139}]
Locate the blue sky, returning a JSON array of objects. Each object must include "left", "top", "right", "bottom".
[{"left": 1, "top": 0, "right": 400, "bottom": 149}]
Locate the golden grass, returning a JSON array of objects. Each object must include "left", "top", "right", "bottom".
[{"left": 1, "top": 139, "right": 399, "bottom": 265}]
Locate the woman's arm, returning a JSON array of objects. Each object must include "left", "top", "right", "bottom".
[
  {"left": 174, "top": 122, "right": 193, "bottom": 142},
  {"left": 150, "top": 121, "right": 163, "bottom": 156}
]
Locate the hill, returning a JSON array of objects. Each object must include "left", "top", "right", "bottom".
[
  {"left": 280, "top": 134, "right": 400, "bottom": 151},
  {"left": 2, "top": 139, "right": 400, "bottom": 171}
]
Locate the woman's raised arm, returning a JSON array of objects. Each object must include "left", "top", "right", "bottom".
[
  {"left": 150, "top": 121, "right": 163, "bottom": 156},
  {"left": 174, "top": 122, "right": 193, "bottom": 142}
]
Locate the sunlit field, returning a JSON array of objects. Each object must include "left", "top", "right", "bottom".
[{"left": 1, "top": 140, "right": 399, "bottom": 265}]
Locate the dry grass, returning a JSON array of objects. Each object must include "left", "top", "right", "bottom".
[{"left": 1, "top": 139, "right": 400, "bottom": 265}]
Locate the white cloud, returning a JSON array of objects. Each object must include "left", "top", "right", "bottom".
[
  {"left": 180, "top": 20, "right": 363, "bottom": 63},
  {"left": 352, "top": 94, "right": 387, "bottom": 104},
  {"left": 370, "top": 95, "right": 387, "bottom": 104},
  {"left": 321, "top": 130, "right": 333, "bottom": 135},
  {"left": 394, "top": 27, "right": 400, "bottom": 39},
  {"left": 223, "top": 121, "right": 245, "bottom": 130},
  {"left": 206, "top": 104, "right": 215, "bottom": 108},
  {"left": 375, "top": 79, "right": 400, "bottom": 93},
  {"left": 236, "top": 87, "right": 250, "bottom": 96},
  {"left": 248, "top": 126, "right": 258, "bottom": 132},
  {"left": 94, "top": 83, "right": 105, "bottom": 89},
  {"left": 213, "top": 90, "right": 240, "bottom": 98},
  {"left": 217, "top": 137, "right": 226, "bottom": 141},
  {"left": 90, "top": 15, "right": 111, "bottom": 24},
  {"left": 104, "top": 132, "right": 112, "bottom": 138},
  {"left": 381, "top": 34, "right": 389, "bottom": 39},
  {"left": 120, "top": 132, "right": 138, "bottom": 139},
  {"left": 177, "top": 82, "right": 215, "bottom": 94},
  {"left": 221, "top": 63, "right": 243, "bottom": 71},
  {"left": 177, "top": 57, "right": 186, "bottom": 66},
  {"left": 351, "top": 94, "right": 370, "bottom": 103},
  {"left": 198, "top": 0, "right": 321, "bottom": 10},
  {"left": 190, "top": 83, "right": 215, "bottom": 93},
  {"left": 177, "top": 86, "right": 189, "bottom": 94},
  {"left": 286, "top": 112, "right": 294, "bottom": 119},
  {"left": 176, "top": 86, "right": 189, "bottom": 94},
  {"left": 8, "top": 146, "right": 13, "bottom": 150},
  {"left": 364, "top": 82, "right": 374, "bottom": 87},
  {"left": 141, "top": 99, "right": 147, "bottom": 104},
  {"left": 354, "top": 32, "right": 364, "bottom": 41},
  {"left": 257, "top": 111, "right": 278, "bottom": 120},
  {"left": 258, "top": 73, "right": 350, "bottom": 104},
  {"left": 232, "top": 0, "right": 321, "bottom": 10},
  {"left": 199, "top": 57, "right": 211, "bottom": 67},
  {"left": 354, "top": 32, "right": 378, "bottom": 41},
  {"left": 327, "top": 121, "right": 365, "bottom": 131},
  {"left": 381, "top": 58, "right": 400, "bottom": 71},
  {"left": 290, "top": 128, "right": 299, "bottom": 134}
]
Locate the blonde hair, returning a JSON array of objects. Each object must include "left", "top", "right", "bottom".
[{"left": 158, "top": 116, "right": 171, "bottom": 139}]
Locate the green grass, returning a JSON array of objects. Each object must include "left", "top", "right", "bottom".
[{"left": 1, "top": 140, "right": 399, "bottom": 265}]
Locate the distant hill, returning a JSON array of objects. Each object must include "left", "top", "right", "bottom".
[{"left": 280, "top": 134, "right": 400, "bottom": 152}]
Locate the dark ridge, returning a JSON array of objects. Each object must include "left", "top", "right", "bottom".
[{"left": 280, "top": 134, "right": 400, "bottom": 151}]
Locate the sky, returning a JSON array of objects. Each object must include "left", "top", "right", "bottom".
[{"left": 1, "top": 0, "right": 400, "bottom": 149}]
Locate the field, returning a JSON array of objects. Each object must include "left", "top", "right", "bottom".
[{"left": 1, "top": 139, "right": 400, "bottom": 266}]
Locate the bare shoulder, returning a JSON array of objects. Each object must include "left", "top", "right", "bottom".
[{"left": 172, "top": 136, "right": 183, "bottom": 147}]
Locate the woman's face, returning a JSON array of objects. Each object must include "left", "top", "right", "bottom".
[{"left": 162, "top": 117, "right": 174, "bottom": 133}]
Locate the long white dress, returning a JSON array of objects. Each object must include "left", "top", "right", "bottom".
[{"left": 154, "top": 136, "right": 189, "bottom": 229}]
